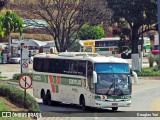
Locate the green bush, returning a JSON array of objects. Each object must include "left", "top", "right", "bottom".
[
  {"left": 153, "top": 64, "right": 160, "bottom": 71},
  {"left": 0, "top": 75, "right": 7, "bottom": 78},
  {"left": 78, "top": 23, "right": 105, "bottom": 40},
  {"left": 0, "top": 85, "right": 39, "bottom": 112},
  {"left": 148, "top": 55, "right": 155, "bottom": 67},
  {"left": 155, "top": 56, "right": 160, "bottom": 65},
  {"left": 137, "top": 67, "right": 160, "bottom": 76},
  {"left": 13, "top": 73, "right": 33, "bottom": 80}
]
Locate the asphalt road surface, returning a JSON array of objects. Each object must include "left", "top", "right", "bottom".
[
  {"left": 39, "top": 86, "right": 160, "bottom": 112},
  {"left": 39, "top": 85, "right": 160, "bottom": 119}
]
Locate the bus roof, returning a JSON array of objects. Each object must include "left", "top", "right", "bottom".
[{"left": 34, "top": 52, "right": 129, "bottom": 64}]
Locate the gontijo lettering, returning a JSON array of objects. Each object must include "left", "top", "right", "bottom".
[{"left": 69, "top": 79, "right": 81, "bottom": 86}]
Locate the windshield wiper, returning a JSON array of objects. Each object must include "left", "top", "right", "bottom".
[{"left": 106, "top": 82, "right": 114, "bottom": 95}]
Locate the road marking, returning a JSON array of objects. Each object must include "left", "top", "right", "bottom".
[
  {"left": 152, "top": 97, "right": 160, "bottom": 111},
  {"left": 94, "top": 117, "right": 99, "bottom": 119}
]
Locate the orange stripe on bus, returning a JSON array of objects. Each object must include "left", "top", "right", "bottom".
[
  {"left": 56, "top": 76, "right": 61, "bottom": 84},
  {"left": 51, "top": 83, "right": 56, "bottom": 93},
  {"left": 49, "top": 75, "right": 54, "bottom": 83}
]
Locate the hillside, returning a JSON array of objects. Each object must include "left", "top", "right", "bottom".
[{"left": 0, "top": 1, "right": 53, "bottom": 42}]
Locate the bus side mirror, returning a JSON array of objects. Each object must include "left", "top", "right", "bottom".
[{"left": 93, "top": 71, "right": 97, "bottom": 83}]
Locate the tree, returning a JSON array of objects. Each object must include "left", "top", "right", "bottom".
[
  {"left": 78, "top": 23, "right": 105, "bottom": 40},
  {"left": 18, "top": 0, "right": 111, "bottom": 52},
  {"left": 107, "top": 0, "right": 157, "bottom": 71},
  {"left": 0, "top": 0, "right": 9, "bottom": 11},
  {"left": 0, "top": 11, "right": 23, "bottom": 37},
  {"left": 0, "top": 11, "right": 23, "bottom": 56}
]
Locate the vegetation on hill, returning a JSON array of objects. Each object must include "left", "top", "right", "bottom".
[{"left": 0, "top": 85, "right": 40, "bottom": 112}]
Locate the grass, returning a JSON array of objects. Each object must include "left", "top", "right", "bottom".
[
  {"left": 137, "top": 67, "right": 160, "bottom": 76},
  {"left": 0, "top": 97, "right": 9, "bottom": 111},
  {"left": 0, "top": 97, "right": 31, "bottom": 120},
  {"left": 0, "top": 85, "right": 40, "bottom": 112}
]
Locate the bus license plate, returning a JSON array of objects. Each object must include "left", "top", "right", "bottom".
[{"left": 112, "top": 103, "right": 118, "bottom": 106}]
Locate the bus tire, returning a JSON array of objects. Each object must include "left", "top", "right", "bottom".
[
  {"left": 80, "top": 95, "right": 87, "bottom": 111},
  {"left": 112, "top": 107, "right": 118, "bottom": 111},
  {"left": 46, "top": 91, "right": 53, "bottom": 106},
  {"left": 41, "top": 91, "right": 47, "bottom": 105},
  {"left": 127, "top": 53, "right": 131, "bottom": 59},
  {"left": 121, "top": 53, "right": 127, "bottom": 59}
]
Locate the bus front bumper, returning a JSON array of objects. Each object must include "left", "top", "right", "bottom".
[{"left": 95, "top": 100, "right": 131, "bottom": 108}]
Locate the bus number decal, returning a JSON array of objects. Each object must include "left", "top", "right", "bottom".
[{"left": 33, "top": 75, "right": 41, "bottom": 81}]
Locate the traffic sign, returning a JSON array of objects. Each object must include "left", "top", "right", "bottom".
[
  {"left": 21, "top": 43, "right": 29, "bottom": 73},
  {"left": 18, "top": 74, "right": 32, "bottom": 89},
  {"left": 22, "top": 62, "right": 28, "bottom": 68}
]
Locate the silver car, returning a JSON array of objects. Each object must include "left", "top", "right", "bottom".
[{"left": 9, "top": 57, "right": 33, "bottom": 64}]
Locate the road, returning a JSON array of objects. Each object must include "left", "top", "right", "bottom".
[
  {"left": 37, "top": 79, "right": 160, "bottom": 120},
  {"left": 39, "top": 86, "right": 160, "bottom": 113}
]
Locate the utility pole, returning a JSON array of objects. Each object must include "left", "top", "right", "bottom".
[
  {"left": 158, "top": 0, "right": 160, "bottom": 66},
  {"left": 140, "top": 25, "right": 144, "bottom": 71}
]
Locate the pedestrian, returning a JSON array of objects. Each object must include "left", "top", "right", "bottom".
[{"left": 7, "top": 53, "right": 9, "bottom": 63}]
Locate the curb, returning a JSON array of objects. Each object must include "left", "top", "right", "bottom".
[
  {"left": 0, "top": 78, "right": 12, "bottom": 81},
  {"left": 138, "top": 77, "right": 160, "bottom": 80},
  {"left": 7, "top": 82, "right": 19, "bottom": 85}
]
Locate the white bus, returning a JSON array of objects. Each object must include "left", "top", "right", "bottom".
[
  {"left": 79, "top": 37, "right": 151, "bottom": 58},
  {"left": 32, "top": 52, "right": 132, "bottom": 111}
]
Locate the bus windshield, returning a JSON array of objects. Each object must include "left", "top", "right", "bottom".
[
  {"left": 95, "top": 63, "right": 131, "bottom": 95},
  {"left": 96, "top": 73, "right": 131, "bottom": 95}
]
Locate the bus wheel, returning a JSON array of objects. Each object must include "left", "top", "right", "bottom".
[
  {"left": 46, "top": 91, "right": 53, "bottom": 106},
  {"left": 112, "top": 107, "right": 118, "bottom": 111},
  {"left": 127, "top": 53, "right": 131, "bottom": 59},
  {"left": 42, "top": 92, "right": 47, "bottom": 105},
  {"left": 121, "top": 53, "right": 127, "bottom": 59},
  {"left": 80, "top": 96, "right": 86, "bottom": 110}
]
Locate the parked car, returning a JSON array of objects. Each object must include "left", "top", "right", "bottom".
[
  {"left": 9, "top": 56, "right": 34, "bottom": 64},
  {"left": 151, "top": 45, "right": 160, "bottom": 55}
]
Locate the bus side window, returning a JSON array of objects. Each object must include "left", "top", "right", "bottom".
[
  {"left": 63, "top": 60, "right": 70, "bottom": 74},
  {"left": 78, "top": 61, "right": 86, "bottom": 77},
  {"left": 56, "top": 59, "right": 64, "bottom": 73},
  {"left": 70, "top": 60, "right": 78, "bottom": 75},
  {"left": 33, "top": 58, "right": 38, "bottom": 71},
  {"left": 48, "top": 59, "right": 56, "bottom": 73},
  {"left": 37, "top": 58, "right": 44, "bottom": 72},
  {"left": 42, "top": 59, "right": 49, "bottom": 72},
  {"left": 87, "top": 61, "right": 94, "bottom": 91}
]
